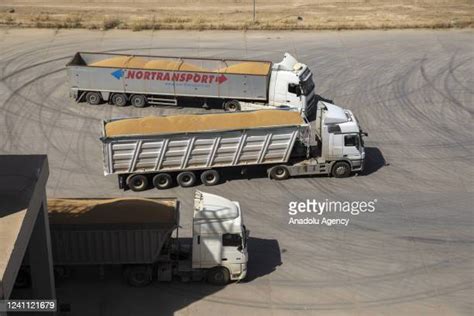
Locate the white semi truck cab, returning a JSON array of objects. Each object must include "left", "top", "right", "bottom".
[
  {"left": 191, "top": 191, "right": 248, "bottom": 283},
  {"left": 269, "top": 53, "right": 317, "bottom": 115},
  {"left": 306, "top": 101, "right": 366, "bottom": 176}
]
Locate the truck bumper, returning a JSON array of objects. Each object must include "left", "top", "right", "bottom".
[
  {"left": 351, "top": 159, "right": 364, "bottom": 172},
  {"left": 230, "top": 264, "right": 247, "bottom": 281}
]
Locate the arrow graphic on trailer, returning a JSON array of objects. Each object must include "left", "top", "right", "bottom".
[{"left": 111, "top": 69, "right": 124, "bottom": 80}]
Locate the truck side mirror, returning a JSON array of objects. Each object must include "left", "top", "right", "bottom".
[{"left": 237, "top": 245, "right": 243, "bottom": 251}]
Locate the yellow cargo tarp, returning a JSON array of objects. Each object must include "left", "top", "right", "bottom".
[
  {"left": 219, "top": 62, "right": 270, "bottom": 75},
  {"left": 90, "top": 56, "right": 270, "bottom": 75},
  {"left": 144, "top": 60, "right": 207, "bottom": 72},
  {"left": 104, "top": 110, "right": 304, "bottom": 137},
  {"left": 90, "top": 56, "right": 148, "bottom": 68},
  {"left": 48, "top": 198, "right": 176, "bottom": 225}
]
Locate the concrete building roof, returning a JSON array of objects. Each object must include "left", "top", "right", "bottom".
[{"left": 0, "top": 155, "right": 49, "bottom": 299}]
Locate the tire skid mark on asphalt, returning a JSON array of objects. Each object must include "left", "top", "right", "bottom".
[
  {"left": 162, "top": 279, "right": 472, "bottom": 310},
  {"left": 1, "top": 30, "right": 472, "bottom": 312},
  {"left": 1, "top": 31, "right": 63, "bottom": 153},
  {"left": 420, "top": 54, "right": 473, "bottom": 115}
]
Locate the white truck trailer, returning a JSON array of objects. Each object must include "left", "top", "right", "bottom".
[
  {"left": 67, "top": 52, "right": 317, "bottom": 114},
  {"left": 38, "top": 191, "right": 248, "bottom": 286},
  {"left": 100, "top": 102, "right": 365, "bottom": 191}
]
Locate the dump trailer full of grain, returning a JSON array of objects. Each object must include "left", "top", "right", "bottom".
[
  {"left": 101, "top": 110, "right": 305, "bottom": 190},
  {"left": 45, "top": 191, "right": 248, "bottom": 286},
  {"left": 67, "top": 52, "right": 317, "bottom": 113},
  {"left": 48, "top": 198, "right": 179, "bottom": 266},
  {"left": 101, "top": 104, "right": 365, "bottom": 191}
]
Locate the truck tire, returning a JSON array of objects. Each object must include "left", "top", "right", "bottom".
[
  {"left": 207, "top": 267, "right": 230, "bottom": 286},
  {"left": 85, "top": 92, "right": 102, "bottom": 105},
  {"left": 223, "top": 100, "right": 241, "bottom": 112},
  {"left": 124, "top": 265, "right": 153, "bottom": 287},
  {"left": 111, "top": 93, "right": 128, "bottom": 107},
  {"left": 176, "top": 171, "right": 196, "bottom": 187},
  {"left": 269, "top": 165, "right": 290, "bottom": 180},
  {"left": 130, "top": 94, "right": 147, "bottom": 108},
  {"left": 331, "top": 161, "right": 351, "bottom": 178},
  {"left": 200, "top": 169, "right": 220, "bottom": 186},
  {"left": 126, "top": 174, "right": 148, "bottom": 191},
  {"left": 153, "top": 173, "right": 173, "bottom": 189}
]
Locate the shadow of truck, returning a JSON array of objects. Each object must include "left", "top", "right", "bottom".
[
  {"left": 12, "top": 238, "right": 281, "bottom": 316},
  {"left": 361, "top": 147, "right": 387, "bottom": 176}
]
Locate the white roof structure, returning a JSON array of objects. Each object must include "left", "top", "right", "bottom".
[{"left": 193, "top": 191, "right": 243, "bottom": 234}]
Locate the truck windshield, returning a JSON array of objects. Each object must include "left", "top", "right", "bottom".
[
  {"left": 223, "top": 233, "right": 242, "bottom": 247},
  {"left": 344, "top": 134, "right": 360, "bottom": 150},
  {"left": 300, "top": 75, "right": 315, "bottom": 96}
]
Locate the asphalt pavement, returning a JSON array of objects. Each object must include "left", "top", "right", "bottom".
[{"left": 0, "top": 28, "right": 473, "bottom": 315}]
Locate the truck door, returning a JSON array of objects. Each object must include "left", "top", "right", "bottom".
[
  {"left": 192, "top": 231, "right": 201, "bottom": 269},
  {"left": 221, "top": 233, "right": 244, "bottom": 266},
  {"left": 199, "top": 235, "right": 222, "bottom": 268},
  {"left": 342, "top": 134, "right": 361, "bottom": 159},
  {"left": 287, "top": 83, "right": 302, "bottom": 108},
  {"left": 270, "top": 72, "right": 287, "bottom": 106},
  {"left": 329, "top": 133, "right": 344, "bottom": 158}
]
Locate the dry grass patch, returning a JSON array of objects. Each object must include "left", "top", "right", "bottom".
[{"left": 0, "top": 0, "right": 472, "bottom": 30}]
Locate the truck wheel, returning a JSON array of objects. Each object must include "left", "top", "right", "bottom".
[
  {"left": 207, "top": 267, "right": 230, "bottom": 286},
  {"left": 130, "top": 94, "right": 147, "bottom": 108},
  {"left": 124, "top": 265, "right": 153, "bottom": 287},
  {"left": 85, "top": 92, "right": 102, "bottom": 105},
  {"left": 111, "top": 93, "right": 128, "bottom": 107},
  {"left": 126, "top": 174, "right": 148, "bottom": 191},
  {"left": 177, "top": 172, "right": 196, "bottom": 187},
  {"left": 153, "top": 173, "right": 173, "bottom": 189},
  {"left": 331, "top": 161, "right": 351, "bottom": 178},
  {"left": 223, "top": 100, "right": 241, "bottom": 112},
  {"left": 269, "top": 165, "right": 290, "bottom": 180},
  {"left": 200, "top": 170, "right": 220, "bottom": 186}
]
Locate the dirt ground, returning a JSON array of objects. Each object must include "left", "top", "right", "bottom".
[{"left": 0, "top": 0, "right": 472, "bottom": 30}]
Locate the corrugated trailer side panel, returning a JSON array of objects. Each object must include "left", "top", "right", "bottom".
[
  {"left": 68, "top": 66, "right": 119, "bottom": 92},
  {"left": 50, "top": 225, "right": 173, "bottom": 265},
  {"left": 103, "top": 126, "right": 300, "bottom": 175}
]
